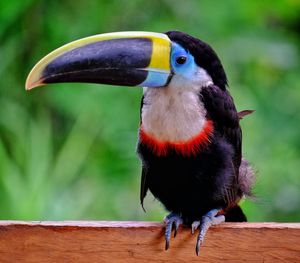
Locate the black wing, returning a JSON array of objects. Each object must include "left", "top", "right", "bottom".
[
  {"left": 140, "top": 166, "right": 148, "bottom": 211},
  {"left": 201, "top": 85, "right": 242, "bottom": 170},
  {"left": 201, "top": 85, "right": 243, "bottom": 208},
  {"left": 139, "top": 96, "right": 149, "bottom": 210}
]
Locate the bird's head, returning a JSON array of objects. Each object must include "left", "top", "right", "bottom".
[{"left": 26, "top": 31, "right": 227, "bottom": 91}]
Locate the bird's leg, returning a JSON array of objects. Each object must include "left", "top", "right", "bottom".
[
  {"left": 192, "top": 209, "right": 225, "bottom": 256},
  {"left": 163, "top": 212, "right": 183, "bottom": 250}
]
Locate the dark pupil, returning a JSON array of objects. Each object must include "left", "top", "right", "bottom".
[{"left": 176, "top": 56, "right": 187, "bottom": 65}]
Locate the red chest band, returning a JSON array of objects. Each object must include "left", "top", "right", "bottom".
[{"left": 139, "top": 120, "right": 214, "bottom": 157}]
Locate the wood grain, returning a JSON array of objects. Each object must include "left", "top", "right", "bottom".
[{"left": 0, "top": 221, "right": 299, "bottom": 263}]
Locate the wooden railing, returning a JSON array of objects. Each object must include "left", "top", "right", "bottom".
[{"left": 0, "top": 221, "right": 299, "bottom": 262}]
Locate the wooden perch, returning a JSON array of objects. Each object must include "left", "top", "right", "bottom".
[{"left": 0, "top": 221, "right": 299, "bottom": 262}]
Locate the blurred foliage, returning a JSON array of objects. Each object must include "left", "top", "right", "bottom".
[{"left": 0, "top": 0, "right": 299, "bottom": 222}]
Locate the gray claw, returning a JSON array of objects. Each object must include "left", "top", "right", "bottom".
[
  {"left": 164, "top": 213, "right": 183, "bottom": 250},
  {"left": 195, "top": 209, "right": 225, "bottom": 256},
  {"left": 173, "top": 219, "right": 182, "bottom": 238},
  {"left": 196, "top": 238, "right": 202, "bottom": 256},
  {"left": 165, "top": 220, "right": 172, "bottom": 250},
  {"left": 191, "top": 220, "right": 200, "bottom": 234}
]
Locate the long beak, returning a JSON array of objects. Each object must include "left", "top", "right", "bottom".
[{"left": 26, "top": 31, "right": 172, "bottom": 90}]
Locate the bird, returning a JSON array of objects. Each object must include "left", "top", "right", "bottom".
[{"left": 26, "top": 31, "right": 255, "bottom": 255}]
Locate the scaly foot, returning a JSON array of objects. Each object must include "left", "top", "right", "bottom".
[
  {"left": 163, "top": 212, "right": 183, "bottom": 250},
  {"left": 192, "top": 209, "right": 225, "bottom": 255}
]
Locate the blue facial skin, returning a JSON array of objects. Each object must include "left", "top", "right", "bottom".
[
  {"left": 170, "top": 42, "right": 196, "bottom": 79},
  {"left": 139, "top": 42, "right": 196, "bottom": 87}
]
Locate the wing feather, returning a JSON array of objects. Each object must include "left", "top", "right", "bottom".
[
  {"left": 139, "top": 95, "right": 148, "bottom": 211},
  {"left": 140, "top": 167, "right": 148, "bottom": 211},
  {"left": 201, "top": 85, "right": 242, "bottom": 169}
]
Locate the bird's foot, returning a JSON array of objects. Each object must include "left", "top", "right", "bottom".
[
  {"left": 192, "top": 209, "right": 225, "bottom": 256},
  {"left": 164, "top": 212, "right": 183, "bottom": 250}
]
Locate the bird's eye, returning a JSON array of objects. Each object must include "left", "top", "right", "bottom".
[{"left": 176, "top": 56, "right": 187, "bottom": 65}]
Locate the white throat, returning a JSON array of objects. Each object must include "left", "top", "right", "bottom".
[{"left": 141, "top": 68, "right": 213, "bottom": 142}]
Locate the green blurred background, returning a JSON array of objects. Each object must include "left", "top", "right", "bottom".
[{"left": 0, "top": 0, "right": 299, "bottom": 222}]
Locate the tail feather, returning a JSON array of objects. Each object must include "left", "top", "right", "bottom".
[
  {"left": 238, "top": 110, "right": 255, "bottom": 120},
  {"left": 225, "top": 205, "right": 247, "bottom": 222},
  {"left": 238, "top": 158, "right": 256, "bottom": 198}
]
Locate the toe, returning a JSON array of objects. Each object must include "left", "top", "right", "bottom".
[
  {"left": 163, "top": 213, "right": 183, "bottom": 250},
  {"left": 173, "top": 218, "right": 183, "bottom": 238},
  {"left": 164, "top": 220, "right": 173, "bottom": 250},
  {"left": 195, "top": 208, "right": 225, "bottom": 255},
  {"left": 191, "top": 221, "right": 200, "bottom": 234},
  {"left": 196, "top": 238, "right": 202, "bottom": 256}
]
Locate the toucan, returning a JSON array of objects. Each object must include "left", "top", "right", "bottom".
[{"left": 26, "top": 31, "right": 255, "bottom": 255}]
